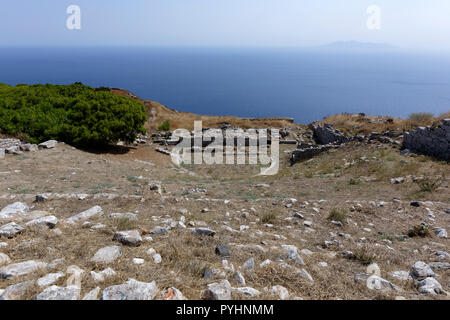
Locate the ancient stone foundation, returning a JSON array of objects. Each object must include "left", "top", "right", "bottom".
[{"left": 402, "top": 119, "right": 450, "bottom": 160}]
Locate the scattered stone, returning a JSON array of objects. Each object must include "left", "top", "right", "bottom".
[
  {"left": 37, "top": 272, "right": 65, "bottom": 288},
  {"left": 434, "top": 228, "right": 448, "bottom": 239},
  {"left": 297, "top": 269, "right": 313, "bottom": 282},
  {"left": 102, "top": 278, "right": 158, "bottom": 300},
  {"left": 0, "top": 202, "right": 29, "bottom": 221},
  {"left": 66, "top": 206, "right": 103, "bottom": 224},
  {"left": 418, "top": 277, "right": 443, "bottom": 295},
  {"left": 90, "top": 268, "right": 116, "bottom": 283},
  {"left": 149, "top": 226, "right": 168, "bottom": 235},
  {"left": 38, "top": 140, "right": 58, "bottom": 149},
  {"left": 281, "top": 245, "right": 305, "bottom": 265},
  {"left": 410, "top": 261, "right": 435, "bottom": 279},
  {"left": 331, "top": 220, "right": 343, "bottom": 227},
  {"left": 242, "top": 257, "right": 255, "bottom": 271},
  {"left": 112, "top": 230, "right": 142, "bottom": 247},
  {"left": 202, "top": 280, "right": 232, "bottom": 300},
  {"left": 25, "top": 216, "right": 58, "bottom": 229},
  {"left": 354, "top": 273, "right": 401, "bottom": 291},
  {"left": 428, "top": 262, "right": 450, "bottom": 271},
  {"left": 388, "top": 271, "right": 412, "bottom": 281},
  {"left": 0, "top": 280, "right": 35, "bottom": 300},
  {"left": 153, "top": 254, "right": 162, "bottom": 264},
  {"left": 82, "top": 287, "right": 101, "bottom": 300},
  {"left": 435, "top": 251, "right": 450, "bottom": 260},
  {"left": 161, "top": 287, "right": 186, "bottom": 300},
  {"left": 0, "top": 253, "right": 12, "bottom": 266},
  {"left": 410, "top": 201, "right": 421, "bottom": 207},
  {"left": 259, "top": 259, "right": 272, "bottom": 268},
  {"left": 192, "top": 228, "right": 216, "bottom": 236},
  {"left": 270, "top": 285, "right": 289, "bottom": 300},
  {"left": 133, "top": 258, "right": 145, "bottom": 265},
  {"left": 300, "top": 249, "right": 313, "bottom": 255},
  {"left": 108, "top": 212, "right": 138, "bottom": 220},
  {"left": 34, "top": 194, "right": 48, "bottom": 203},
  {"left": 66, "top": 265, "right": 84, "bottom": 288},
  {"left": 234, "top": 272, "right": 246, "bottom": 285},
  {"left": 215, "top": 244, "right": 230, "bottom": 257},
  {"left": 0, "top": 260, "right": 47, "bottom": 279},
  {"left": 91, "top": 245, "right": 122, "bottom": 264},
  {"left": 303, "top": 220, "right": 313, "bottom": 227},
  {"left": 390, "top": 177, "right": 405, "bottom": 184},
  {"left": 35, "top": 285, "right": 80, "bottom": 300},
  {"left": 232, "top": 287, "right": 260, "bottom": 297},
  {"left": 202, "top": 268, "right": 213, "bottom": 279}
]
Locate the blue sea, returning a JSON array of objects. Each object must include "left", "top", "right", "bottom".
[{"left": 0, "top": 47, "right": 449, "bottom": 124}]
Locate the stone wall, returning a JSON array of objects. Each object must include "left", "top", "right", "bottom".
[
  {"left": 312, "top": 123, "right": 349, "bottom": 145},
  {"left": 402, "top": 119, "right": 450, "bottom": 160}
]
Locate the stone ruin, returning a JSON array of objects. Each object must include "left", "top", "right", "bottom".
[
  {"left": 290, "top": 124, "right": 348, "bottom": 164},
  {"left": 311, "top": 123, "right": 349, "bottom": 145},
  {"left": 402, "top": 119, "right": 450, "bottom": 161}
]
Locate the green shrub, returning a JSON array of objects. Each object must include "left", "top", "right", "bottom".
[
  {"left": 408, "top": 224, "right": 431, "bottom": 238},
  {"left": 417, "top": 177, "right": 442, "bottom": 193},
  {"left": 158, "top": 120, "right": 170, "bottom": 131},
  {"left": 261, "top": 212, "right": 276, "bottom": 224},
  {"left": 408, "top": 112, "right": 434, "bottom": 121},
  {"left": 0, "top": 83, "right": 147, "bottom": 147},
  {"left": 328, "top": 208, "right": 347, "bottom": 223}
]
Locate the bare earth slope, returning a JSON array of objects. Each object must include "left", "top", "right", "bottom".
[{"left": 0, "top": 91, "right": 448, "bottom": 300}]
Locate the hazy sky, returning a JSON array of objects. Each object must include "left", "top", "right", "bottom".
[{"left": 2, "top": 0, "right": 450, "bottom": 50}]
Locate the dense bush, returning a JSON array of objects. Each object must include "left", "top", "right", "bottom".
[
  {"left": 157, "top": 119, "right": 170, "bottom": 131},
  {"left": 0, "top": 83, "right": 147, "bottom": 147}
]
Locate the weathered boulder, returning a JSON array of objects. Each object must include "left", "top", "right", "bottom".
[
  {"left": 434, "top": 228, "right": 448, "bottom": 239},
  {"left": 38, "top": 140, "right": 58, "bottom": 149},
  {"left": 0, "top": 280, "right": 35, "bottom": 300},
  {"left": 35, "top": 285, "right": 80, "bottom": 300},
  {"left": 354, "top": 273, "right": 402, "bottom": 291},
  {"left": 192, "top": 228, "right": 216, "bottom": 236},
  {"left": 90, "top": 268, "right": 116, "bottom": 284},
  {"left": 0, "top": 222, "right": 25, "bottom": 237},
  {"left": 281, "top": 245, "right": 305, "bottom": 266},
  {"left": 417, "top": 277, "right": 443, "bottom": 295},
  {"left": 0, "top": 253, "right": 12, "bottom": 266},
  {"left": 82, "top": 287, "right": 101, "bottom": 300},
  {"left": 108, "top": 212, "right": 138, "bottom": 220},
  {"left": 0, "top": 260, "right": 47, "bottom": 279},
  {"left": 112, "top": 230, "right": 142, "bottom": 247},
  {"left": 202, "top": 280, "right": 232, "bottom": 300},
  {"left": 37, "top": 272, "right": 65, "bottom": 288},
  {"left": 91, "top": 245, "right": 122, "bottom": 264},
  {"left": 102, "top": 278, "right": 158, "bottom": 300},
  {"left": 215, "top": 244, "right": 230, "bottom": 257},
  {"left": 0, "top": 202, "right": 29, "bottom": 221},
  {"left": 410, "top": 261, "right": 435, "bottom": 279},
  {"left": 270, "top": 285, "right": 289, "bottom": 300},
  {"left": 25, "top": 216, "right": 58, "bottom": 229},
  {"left": 66, "top": 206, "right": 103, "bottom": 224}
]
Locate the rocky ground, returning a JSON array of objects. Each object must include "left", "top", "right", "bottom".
[{"left": 0, "top": 125, "right": 448, "bottom": 300}]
